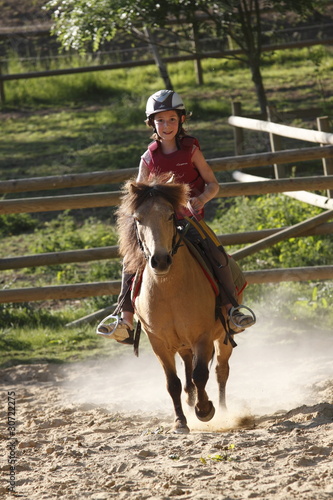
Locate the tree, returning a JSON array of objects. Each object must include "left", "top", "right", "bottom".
[
  {"left": 45, "top": 0, "right": 328, "bottom": 116},
  {"left": 181, "top": 0, "right": 328, "bottom": 117}
]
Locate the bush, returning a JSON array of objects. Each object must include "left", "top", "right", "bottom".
[{"left": 0, "top": 213, "right": 38, "bottom": 236}]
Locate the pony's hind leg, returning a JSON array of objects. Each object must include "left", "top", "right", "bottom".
[
  {"left": 214, "top": 336, "right": 233, "bottom": 411},
  {"left": 179, "top": 349, "right": 196, "bottom": 407}
]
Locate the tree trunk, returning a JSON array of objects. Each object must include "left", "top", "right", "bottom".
[
  {"left": 192, "top": 21, "right": 204, "bottom": 85},
  {"left": 250, "top": 60, "right": 267, "bottom": 119},
  {"left": 144, "top": 26, "right": 173, "bottom": 90}
]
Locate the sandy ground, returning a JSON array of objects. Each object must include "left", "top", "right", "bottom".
[{"left": 1, "top": 315, "right": 333, "bottom": 499}]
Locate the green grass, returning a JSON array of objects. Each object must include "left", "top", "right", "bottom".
[
  {"left": 1, "top": 45, "right": 333, "bottom": 366},
  {"left": 0, "top": 299, "right": 151, "bottom": 368},
  {"left": 0, "top": 321, "right": 138, "bottom": 368}
]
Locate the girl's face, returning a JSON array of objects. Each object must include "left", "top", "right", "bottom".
[{"left": 153, "top": 110, "right": 183, "bottom": 141}]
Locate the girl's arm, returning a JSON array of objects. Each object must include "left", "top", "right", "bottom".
[
  {"left": 136, "top": 159, "right": 150, "bottom": 182},
  {"left": 191, "top": 148, "right": 219, "bottom": 212}
]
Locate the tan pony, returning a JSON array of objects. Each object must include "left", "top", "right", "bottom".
[{"left": 117, "top": 174, "right": 238, "bottom": 434}]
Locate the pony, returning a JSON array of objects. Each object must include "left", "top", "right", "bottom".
[{"left": 117, "top": 174, "right": 238, "bottom": 434}]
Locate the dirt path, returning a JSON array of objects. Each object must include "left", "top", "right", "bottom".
[{"left": 1, "top": 318, "right": 333, "bottom": 499}]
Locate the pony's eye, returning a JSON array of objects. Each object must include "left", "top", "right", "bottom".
[
  {"left": 168, "top": 214, "right": 174, "bottom": 222},
  {"left": 134, "top": 217, "right": 142, "bottom": 225}
]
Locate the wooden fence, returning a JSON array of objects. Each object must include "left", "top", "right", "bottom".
[
  {"left": 1, "top": 35, "right": 333, "bottom": 105},
  {"left": 1, "top": 115, "right": 333, "bottom": 304}
]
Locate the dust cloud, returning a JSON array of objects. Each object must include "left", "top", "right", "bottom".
[{"left": 62, "top": 304, "right": 332, "bottom": 432}]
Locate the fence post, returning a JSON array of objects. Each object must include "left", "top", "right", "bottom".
[
  {"left": 317, "top": 116, "right": 333, "bottom": 198},
  {"left": 267, "top": 105, "right": 286, "bottom": 179},
  {"left": 231, "top": 101, "right": 244, "bottom": 156},
  {"left": 0, "top": 62, "right": 5, "bottom": 105}
]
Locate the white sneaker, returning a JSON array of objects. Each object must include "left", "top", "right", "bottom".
[
  {"left": 96, "top": 315, "right": 134, "bottom": 343},
  {"left": 228, "top": 306, "right": 256, "bottom": 334}
]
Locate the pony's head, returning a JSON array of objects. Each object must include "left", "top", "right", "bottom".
[{"left": 116, "top": 173, "right": 190, "bottom": 274}]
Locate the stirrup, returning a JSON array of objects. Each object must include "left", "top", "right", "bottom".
[
  {"left": 228, "top": 305, "right": 256, "bottom": 330},
  {"left": 96, "top": 314, "right": 134, "bottom": 344}
]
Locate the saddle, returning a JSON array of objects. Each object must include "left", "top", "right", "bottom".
[{"left": 181, "top": 216, "right": 247, "bottom": 294}]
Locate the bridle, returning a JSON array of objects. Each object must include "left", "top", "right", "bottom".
[{"left": 134, "top": 213, "right": 185, "bottom": 262}]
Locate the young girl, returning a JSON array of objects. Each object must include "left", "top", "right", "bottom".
[{"left": 97, "top": 90, "right": 255, "bottom": 343}]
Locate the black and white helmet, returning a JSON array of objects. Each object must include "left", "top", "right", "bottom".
[{"left": 145, "top": 90, "right": 186, "bottom": 118}]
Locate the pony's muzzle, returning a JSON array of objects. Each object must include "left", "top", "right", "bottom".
[{"left": 150, "top": 252, "right": 173, "bottom": 274}]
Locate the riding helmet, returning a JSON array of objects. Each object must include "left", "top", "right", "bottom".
[{"left": 145, "top": 90, "right": 186, "bottom": 118}]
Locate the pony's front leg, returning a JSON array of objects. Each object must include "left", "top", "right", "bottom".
[
  {"left": 193, "top": 340, "right": 215, "bottom": 422},
  {"left": 153, "top": 345, "right": 190, "bottom": 434},
  {"left": 166, "top": 369, "right": 190, "bottom": 434}
]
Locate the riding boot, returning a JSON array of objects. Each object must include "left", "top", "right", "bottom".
[{"left": 203, "top": 236, "right": 237, "bottom": 306}]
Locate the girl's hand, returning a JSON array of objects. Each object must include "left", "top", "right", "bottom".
[{"left": 189, "top": 196, "right": 205, "bottom": 212}]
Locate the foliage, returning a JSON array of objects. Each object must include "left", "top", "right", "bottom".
[
  {"left": 249, "top": 280, "right": 333, "bottom": 329},
  {"left": 214, "top": 194, "right": 333, "bottom": 269},
  {"left": 44, "top": 0, "right": 330, "bottom": 114},
  {"left": 45, "top": 0, "right": 328, "bottom": 52},
  {"left": 0, "top": 213, "right": 38, "bottom": 236},
  {"left": 0, "top": 302, "right": 65, "bottom": 329}
]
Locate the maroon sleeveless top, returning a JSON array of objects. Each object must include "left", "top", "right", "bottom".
[{"left": 141, "top": 136, "right": 206, "bottom": 199}]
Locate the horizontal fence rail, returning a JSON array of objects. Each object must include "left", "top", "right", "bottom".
[
  {"left": 244, "top": 266, "right": 333, "bottom": 284},
  {"left": 1, "top": 221, "right": 333, "bottom": 271},
  {"left": 2, "top": 38, "right": 333, "bottom": 83},
  {"left": 1, "top": 266, "right": 333, "bottom": 303},
  {"left": 1, "top": 36, "right": 333, "bottom": 104},
  {"left": 1, "top": 146, "right": 333, "bottom": 195},
  {"left": 1, "top": 176, "right": 333, "bottom": 215},
  {"left": 228, "top": 116, "right": 333, "bottom": 145},
  {"left": 0, "top": 167, "right": 138, "bottom": 194},
  {"left": 233, "top": 171, "right": 333, "bottom": 210}
]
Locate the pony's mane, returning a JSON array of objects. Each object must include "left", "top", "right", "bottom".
[{"left": 116, "top": 173, "right": 190, "bottom": 273}]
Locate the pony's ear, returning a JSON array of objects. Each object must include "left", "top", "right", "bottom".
[
  {"left": 128, "top": 182, "right": 140, "bottom": 195},
  {"left": 166, "top": 174, "right": 175, "bottom": 184}
]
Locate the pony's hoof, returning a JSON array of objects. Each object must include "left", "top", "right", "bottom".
[
  {"left": 173, "top": 420, "right": 190, "bottom": 434},
  {"left": 173, "top": 426, "right": 190, "bottom": 434},
  {"left": 195, "top": 401, "right": 215, "bottom": 422}
]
